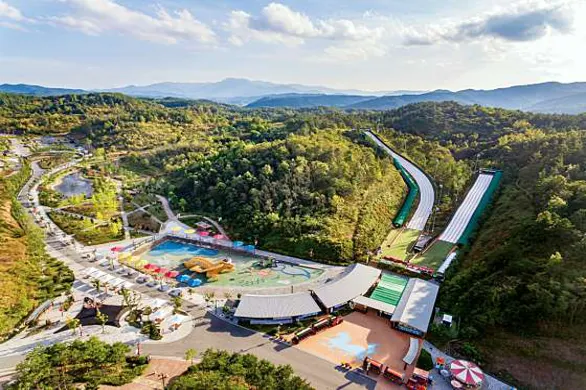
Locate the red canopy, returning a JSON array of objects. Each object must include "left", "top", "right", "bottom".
[
  {"left": 199, "top": 231, "right": 210, "bottom": 237},
  {"left": 111, "top": 246, "right": 124, "bottom": 252},
  {"left": 213, "top": 234, "right": 224, "bottom": 240},
  {"left": 165, "top": 270, "right": 179, "bottom": 278},
  {"left": 157, "top": 267, "right": 169, "bottom": 274},
  {"left": 144, "top": 263, "right": 159, "bottom": 271},
  {"left": 450, "top": 360, "right": 484, "bottom": 386}
]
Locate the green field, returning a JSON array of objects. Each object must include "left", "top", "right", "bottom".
[
  {"left": 380, "top": 228, "right": 420, "bottom": 260},
  {"left": 410, "top": 240, "right": 454, "bottom": 269}
]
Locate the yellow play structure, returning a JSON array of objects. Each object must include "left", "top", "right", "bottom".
[{"left": 183, "top": 256, "right": 234, "bottom": 278}]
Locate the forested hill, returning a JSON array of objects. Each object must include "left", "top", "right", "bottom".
[
  {"left": 2, "top": 93, "right": 586, "bottom": 386},
  {"left": 246, "top": 93, "right": 374, "bottom": 108},
  {"left": 245, "top": 82, "right": 586, "bottom": 114}
]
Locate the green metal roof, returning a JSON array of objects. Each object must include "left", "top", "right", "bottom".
[{"left": 370, "top": 273, "right": 408, "bottom": 306}]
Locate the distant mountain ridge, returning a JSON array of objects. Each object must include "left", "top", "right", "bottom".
[
  {"left": 100, "top": 78, "right": 407, "bottom": 102},
  {"left": 247, "top": 82, "right": 586, "bottom": 114},
  {"left": 1, "top": 80, "right": 586, "bottom": 114},
  {"left": 0, "top": 83, "right": 86, "bottom": 96}
]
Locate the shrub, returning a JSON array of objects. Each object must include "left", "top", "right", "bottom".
[{"left": 416, "top": 349, "right": 434, "bottom": 371}]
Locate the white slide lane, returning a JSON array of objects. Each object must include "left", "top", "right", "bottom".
[
  {"left": 365, "top": 131, "right": 435, "bottom": 231},
  {"left": 438, "top": 173, "right": 493, "bottom": 243}
]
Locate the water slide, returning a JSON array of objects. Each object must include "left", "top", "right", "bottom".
[
  {"left": 184, "top": 256, "right": 234, "bottom": 277},
  {"left": 438, "top": 173, "right": 494, "bottom": 244},
  {"left": 364, "top": 131, "right": 435, "bottom": 231}
]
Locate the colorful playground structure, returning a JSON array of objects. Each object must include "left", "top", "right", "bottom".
[{"left": 183, "top": 256, "right": 235, "bottom": 278}]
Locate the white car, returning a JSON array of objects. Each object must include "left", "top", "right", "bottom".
[{"left": 169, "top": 288, "right": 183, "bottom": 297}]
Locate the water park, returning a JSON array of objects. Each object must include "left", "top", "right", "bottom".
[{"left": 123, "top": 238, "right": 325, "bottom": 289}]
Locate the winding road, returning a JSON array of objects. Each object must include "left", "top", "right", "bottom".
[{"left": 364, "top": 131, "right": 435, "bottom": 231}]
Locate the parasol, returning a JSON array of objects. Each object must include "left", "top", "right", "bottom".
[
  {"left": 450, "top": 360, "right": 484, "bottom": 386},
  {"left": 177, "top": 274, "right": 191, "bottom": 283},
  {"left": 184, "top": 229, "right": 195, "bottom": 234},
  {"left": 133, "top": 258, "right": 147, "bottom": 268},
  {"left": 144, "top": 263, "right": 159, "bottom": 272},
  {"left": 170, "top": 226, "right": 182, "bottom": 232},
  {"left": 213, "top": 234, "right": 224, "bottom": 240},
  {"left": 165, "top": 270, "right": 179, "bottom": 278},
  {"left": 199, "top": 231, "right": 210, "bottom": 236},
  {"left": 187, "top": 278, "right": 202, "bottom": 287},
  {"left": 111, "top": 246, "right": 124, "bottom": 252},
  {"left": 157, "top": 267, "right": 169, "bottom": 274}
]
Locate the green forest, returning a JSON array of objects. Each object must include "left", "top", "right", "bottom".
[
  {"left": 0, "top": 160, "right": 73, "bottom": 339},
  {"left": 169, "top": 349, "right": 314, "bottom": 390},
  {"left": 2, "top": 93, "right": 586, "bottom": 388}
]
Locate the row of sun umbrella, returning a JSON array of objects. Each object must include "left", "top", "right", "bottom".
[
  {"left": 116, "top": 251, "right": 202, "bottom": 285},
  {"left": 168, "top": 225, "right": 226, "bottom": 240}
]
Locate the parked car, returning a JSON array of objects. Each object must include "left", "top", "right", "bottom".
[
  {"left": 98, "top": 260, "right": 109, "bottom": 267},
  {"left": 146, "top": 280, "right": 158, "bottom": 288},
  {"left": 136, "top": 275, "right": 150, "bottom": 284},
  {"left": 126, "top": 270, "right": 138, "bottom": 278},
  {"left": 169, "top": 288, "right": 183, "bottom": 297}
]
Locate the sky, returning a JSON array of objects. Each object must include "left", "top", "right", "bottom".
[{"left": 0, "top": 0, "right": 584, "bottom": 91}]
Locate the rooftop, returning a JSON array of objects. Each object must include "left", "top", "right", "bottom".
[
  {"left": 234, "top": 292, "right": 321, "bottom": 319},
  {"left": 313, "top": 263, "right": 381, "bottom": 309},
  {"left": 391, "top": 278, "right": 439, "bottom": 333}
]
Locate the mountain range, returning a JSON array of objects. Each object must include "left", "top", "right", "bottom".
[{"left": 1, "top": 79, "right": 585, "bottom": 114}]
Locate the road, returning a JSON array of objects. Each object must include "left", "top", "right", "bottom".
[
  {"left": 364, "top": 131, "right": 435, "bottom": 231},
  {"left": 142, "top": 313, "right": 376, "bottom": 390}
]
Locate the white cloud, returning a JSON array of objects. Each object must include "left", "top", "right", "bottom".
[
  {"left": 322, "top": 42, "right": 386, "bottom": 61},
  {"left": 47, "top": 0, "right": 216, "bottom": 45},
  {"left": 225, "top": 2, "right": 385, "bottom": 56},
  {"left": 225, "top": 10, "right": 303, "bottom": 46},
  {"left": 0, "top": 1, "right": 24, "bottom": 21},
  {"left": 403, "top": 0, "right": 577, "bottom": 46}
]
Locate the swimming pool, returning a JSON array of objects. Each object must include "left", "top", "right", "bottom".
[{"left": 140, "top": 240, "right": 323, "bottom": 287}]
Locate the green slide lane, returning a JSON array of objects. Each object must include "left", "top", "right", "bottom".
[{"left": 392, "top": 158, "right": 419, "bottom": 227}]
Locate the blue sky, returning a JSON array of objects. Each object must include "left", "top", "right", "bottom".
[{"left": 0, "top": 0, "right": 583, "bottom": 91}]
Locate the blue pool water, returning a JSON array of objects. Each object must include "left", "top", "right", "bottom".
[
  {"left": 140, "top": 239, "right": 323, "bottom": 287},
  {"left": 146, "top": 240, "right": 218, "bottom": 258}
]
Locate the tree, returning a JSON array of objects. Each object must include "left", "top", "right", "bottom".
[
  {"left": 172, "top": 296, "right": 182, "bottom": 313},
  {"left": 184, "top": 348, "right": 197, "bottom": 365},
  {"left": 66, "top": 317, "right": 81, "bottom": 336},
  {"left": 95, "top": 309, "right": 107, "bottom": 334},
  {"left": 8, "top": 337, "right": 146, "bottom": 389},
  {"left": 91, "top": 279, "right": 101, "bottom": 293}
]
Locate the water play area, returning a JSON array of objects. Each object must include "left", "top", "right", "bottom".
[{"left": 140, "top": 240, "right": 324, "bottom": 287}]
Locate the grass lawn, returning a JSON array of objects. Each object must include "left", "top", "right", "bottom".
[
  {"left": 48, "top": 212, "right": 124, "bottom": 245},
  {"left": 380, "top": 228, "right": 421, "bottom": 260},
  {"left": 410, "top": 240, "right": 454, "bottom": 269}
]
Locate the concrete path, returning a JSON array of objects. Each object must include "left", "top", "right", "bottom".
[{"left": 156, "top": 195, "right": 176, "bottom": 221}]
